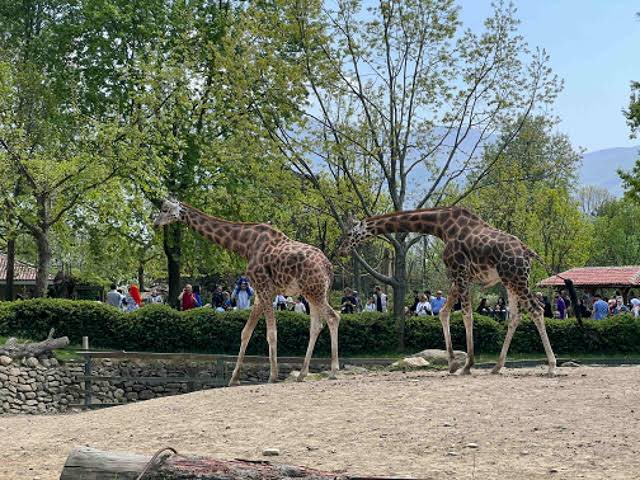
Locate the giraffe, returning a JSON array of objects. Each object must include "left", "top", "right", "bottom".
[
  {"left": 336, "top": 207, "right": 557, "bottom": 376},
  {"left": 153, "top": 199, "right": 340, "bottom": 385}
]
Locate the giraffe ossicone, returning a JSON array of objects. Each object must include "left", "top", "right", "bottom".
[
  {"left": 339, "top": 206, "right": 557, "bottom": 376},
  {"left": 154, "top": 199, "right": 341, "bottom": 385}
]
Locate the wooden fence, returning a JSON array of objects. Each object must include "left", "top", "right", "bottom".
[{"left": 76, "top": 350, "right": 393, "bottom": 409}]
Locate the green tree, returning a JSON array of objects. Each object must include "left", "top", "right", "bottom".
[
  {"left": 257, "top": 0, "right": 562, "bottom": 348},
  {"left": 589, "top": 198, "right": 640, "bottom": 266}
]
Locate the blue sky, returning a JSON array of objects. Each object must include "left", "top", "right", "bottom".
[{"left": 460, "top": 1, "right": 640, "bottom": 153}]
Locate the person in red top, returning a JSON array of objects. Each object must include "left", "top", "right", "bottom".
[
  {"left": 129, "top": 284, "right": 142, "bottom": 306},
  {"left": 179, "top": 284, "right": 197, "bottom": 310}
]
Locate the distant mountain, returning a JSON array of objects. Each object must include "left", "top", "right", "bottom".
[{"left": 580, "top": 146, "right": 639, "bottom": 196}]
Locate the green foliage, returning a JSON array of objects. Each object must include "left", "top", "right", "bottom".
[
  {"left": 3, "top": 299, "right": 640, "bottom": 357},
  {"left": 589, "top": 197, "right": 640, "bottom": 266}
]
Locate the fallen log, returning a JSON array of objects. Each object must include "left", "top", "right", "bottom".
[
  {"left": 59, "top": 446, "right": 412, "bottom": 480},
  {"left": 0, "top": 328, "right": 69, "bottom": 359}
]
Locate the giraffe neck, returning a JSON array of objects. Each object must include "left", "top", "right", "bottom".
[
  {"left": 180, "top": 204, "right": 265, "bottom": 259},
  {"left": 365, "top": 208, "right": 457, "bottom": 240}
]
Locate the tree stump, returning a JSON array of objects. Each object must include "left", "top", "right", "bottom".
[
  {"left": 0, "top": 329, "right": 69, "bottom": 359},
  {"left": 60, "top": 446, "right": 349, "bottom": 480}
]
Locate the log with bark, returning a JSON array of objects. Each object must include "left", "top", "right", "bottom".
[
  {"left": 0, "top": 328, "right": 69, "bottom": 359},
  {"left": 59, "top": 446, "right": 413, "bottom": 480}
]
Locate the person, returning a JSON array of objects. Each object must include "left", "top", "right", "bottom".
[
  {"left": 148, "top": 288, "right": 163, "bottom": 304},
  {"left": 613, "top": 296, "right": 629, "bottom": 315},
  {"left": 232, "top": 278, "right": 254, "bottom": 310},
  {"left": 415, "top": 294, "right": 432, "bottom": 317},
  {"left": 476, "top": 298, "right": 490, "bottom": 316},
  {"left": 364, "top": 296, "right": 377, "bottom": 312},
  {"left": 630, "top": 296, "right": 640, "bottom": 318},
  {"left": 352, "top": 290, "right": 362, "bottom": 312},
  {"left": 592, "top": 294, "right": 609, "bottom": 320},
  {"left": 409, "top": 290, "right": 420, "bottom": 314},
  {"left": 561, "top": 289, "right": 572, "bottom": 316},
  {"left": 493, "top": 296, "right": 507, "bottom": 321},
  {"left": 286, "top": 296, "right": 295, "bottom": 311},
  {"left": 294, "top": 296, "right": 307, "bottom": 314},
  {"left": 577, "top": 296, "right": 592, "bottom": 319},
  {"left": 542, "top": 295, "right": 553, "bottom": 318},
  {"left": 300, "top": 296, "right": 311, "bottom": 315},
  {"left": 192, "top": 285, "right": 203, "bottom": 307},
  {"left": 341, "top": 288, "right": 357, "bottom": 314},
  {"left": 123, "top": 284, "right": 141, "bottom": 312},
  {"left": 430, "top": 290, "right": 446, "bottom": 315},
  {"left": 373, "top": 286, "right": 387, "bottom": 313},
  {"left": 106, "top": 283, "right": 123, "bottom": 308},
  {"left": 274, "top": 293, "right": 287, "bottom": 311},
  {"left": 555, "top": 293, "right": 566, "bottom": 319},
  {"left": 212, "top": 285, "right": 225, "bottom": 309},
  {"left": 608, "top": 298, "right": 617, "bottom": 316},
  {"left": 179, "top": 284, "right": 198, "bottom": 311},
  {"left": 215, "top": 291, "right": 233, "bottom": 312}
]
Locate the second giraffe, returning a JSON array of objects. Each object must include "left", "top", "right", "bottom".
[{"left": 337, "top": 206, "right": 557, "bottom": 376}]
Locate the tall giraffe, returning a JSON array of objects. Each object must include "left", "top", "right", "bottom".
[
  {"left": 336, "top": 207, "right": 557, "bottom": 375},
  {"left": 154, "top": 199, "right": 340, "bottom": 385}
]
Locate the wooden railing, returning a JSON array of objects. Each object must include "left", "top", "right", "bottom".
[{"left": 75, "top": 350, "right": 394, "bottom": 409}]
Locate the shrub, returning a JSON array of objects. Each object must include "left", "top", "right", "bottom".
[{"left": 1, "top": 298, "right": 639, "bottom": 356}]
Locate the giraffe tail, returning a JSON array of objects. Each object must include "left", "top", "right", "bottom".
[{"left": 527, "top": 249, "right": 583, "bottom": 327}]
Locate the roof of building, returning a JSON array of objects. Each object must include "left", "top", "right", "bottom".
[
  {"left": 0, "top": 253, "right": 41, "bottom": 283},
  {"left": 538, "top": 266, "right": 640, "bottom": 288}
]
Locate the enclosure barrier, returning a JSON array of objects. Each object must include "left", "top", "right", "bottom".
[{"left": 75, "top": 349, "right": 393, "bottom": 409}]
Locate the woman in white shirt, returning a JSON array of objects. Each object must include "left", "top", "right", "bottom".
[
  {"left": 415, "top": 294, "right": 432, "bottom": 317},
  {"left": 364, "top": 297, "right": 377, "bottom": 312}
]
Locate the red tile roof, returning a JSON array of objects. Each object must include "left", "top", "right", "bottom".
[
  {"left": 538, "top": 266, "right": 640, "bottom": 288},
  {"left": 0, "top": 253, "right": 41, "bottom": 283}
]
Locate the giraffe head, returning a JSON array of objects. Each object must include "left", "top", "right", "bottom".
[
  {"left": 335, "top": 215, "right": 372, "bottom": 257},
  {"left": 153, "top": 198, "right": 185, "bottom": 227}
]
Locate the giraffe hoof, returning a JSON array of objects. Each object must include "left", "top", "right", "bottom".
[
  {"left": 448, "top": 362, "right": 461, "bottom": 374},
  {"left": 228, "top": 379, "right": 240, "bottom": 387},
  {"left": 296, "top": 373, "right": 307, "bottom": 382},
  {"left": 545, "top": 369, "right": 557, "bottom": 378},
  {"left": 491, "top": 365, "right": 503, "bottom": 375},
  {"left": 460, "top": 368, "right": 472, "bottom": 376},
  {"left": 268, "top": 376, "right": 278, "bottom": 383}
]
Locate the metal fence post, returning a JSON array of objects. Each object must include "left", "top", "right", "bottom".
[{"left": 83, "top": 353, "right": 92, "bottom": 409}]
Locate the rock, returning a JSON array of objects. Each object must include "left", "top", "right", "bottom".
[
  {"left": 411, "top": 349, "right": 466, "bottom": 366},
  {"left": 0, "top": 356, "right": 12, "bottom": 366},
  {"left": 442, "top": 422, "right": 452, "bottom": 427},
  {"left": 262, "top": 448, "right": 280, "bottom": 456},
  {"left": 447, "top": 451, "right": 460, "bottom": 456},
  {"left": 549, "top": 468, "right": 559, "bottom": 473},
  {"left": 341, "top": 365, "right": 369, "bottom": 375},
  {"left": 560, "top": 361, "right": 581, "bottom": 368},
  {"left": 465, "top": 443, "right": 479, "bottom": 449},
  {"left": 390, "top": 357, "right": 431, "bottom": 371},
  {"left": 25, "top": 357, "right": 40, "bottom": 368}
]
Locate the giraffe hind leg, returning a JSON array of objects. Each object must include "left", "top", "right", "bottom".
[{"left": 438, "top": 282, "right": 461, "bottom": 374}]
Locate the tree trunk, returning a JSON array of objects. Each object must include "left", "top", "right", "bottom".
[
  {"left": 137, "top": 261, "right": 145, "bottom": 292},
  {"left": 163, "top": 223, "right": 182, "bottom": 308},
  {"left": 60, "top": 447, "right": 369, "bottom": 480},
  {"left": 0, "top": 330, "right": 69, "bottom": 359},
  {"left": 34, "top": 228, "right": 51, "bottom": 298},
  {"left": 5, "top": 235, "right": 16, "bottom": 300},
  {"left": 351, "top": 253, "right": 361, "bottom": 296},
  {"left": 392, "top": 245, "right": 407, "bottom": 352}
]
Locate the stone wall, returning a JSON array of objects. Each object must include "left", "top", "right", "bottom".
[
  {"left": 0, "top": 356, "right": 81, "bottom": 415},
  {"left": 0, "top": 355, "right": 320, "bottom": 415}
]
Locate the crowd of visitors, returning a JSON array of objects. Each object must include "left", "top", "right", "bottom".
[
  {"left": 105, "top": 278, "right": 640, "bottom": 321},
  {"left": 340, "top": 286, "right": 388, "bottom": 314}
]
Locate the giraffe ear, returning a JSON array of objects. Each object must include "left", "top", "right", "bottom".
[{"left": 345, "top": 213, "right": 357, "bottom": 229}]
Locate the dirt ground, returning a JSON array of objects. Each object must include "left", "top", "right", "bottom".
[{"left": 2, "top": 365, "right": 640, "bottom": 480}]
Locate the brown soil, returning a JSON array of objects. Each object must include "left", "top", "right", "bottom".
[{"left": 2, "top": 366, "right": 640, "bottom": 480}]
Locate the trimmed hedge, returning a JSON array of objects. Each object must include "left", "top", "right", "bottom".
[{"left": 1, "top": 298, "right": 640, "bottom": 356}]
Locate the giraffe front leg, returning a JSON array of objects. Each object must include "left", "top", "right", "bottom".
[
  {"left": 264, "top": 306, "right": 279, "bottom": 383},
  {"left": 460, "top": 290, "right": 474, "bottom": 375},
  {"left": 439, "top": 283, "right": 460, "bottom": 374},
  {"left": 229, "top": 302, "right": 263, "bottom": 386},
  {"left": 492, "top": 288, "right": 521, "bottom": 374},
  {"left": 298, "top": 305, "right": 323, "bottom": 382}
]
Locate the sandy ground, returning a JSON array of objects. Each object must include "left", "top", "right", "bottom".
[{"left": 2, "top": 366, "right": 640, "bottom": 480}]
